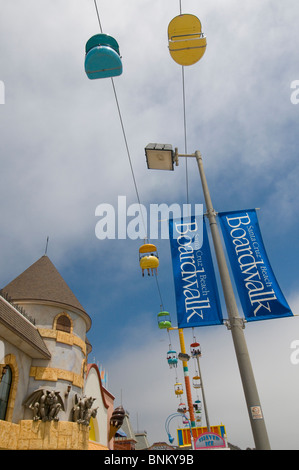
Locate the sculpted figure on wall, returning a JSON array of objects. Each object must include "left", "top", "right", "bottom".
[
  {"left": 72, "top": 394, "right": 98, "bottom": 426},
  {"left": 23, "top": 389, "right": 65, "bottom": 422}
]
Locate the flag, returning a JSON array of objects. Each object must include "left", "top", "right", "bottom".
[
  {"left": 169, "top": 215, "right": 223, "bottom": 328},
  {"left": 218, "top": 209, "right": 293, "bottom": 321}
]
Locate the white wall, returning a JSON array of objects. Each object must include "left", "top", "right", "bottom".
[{"left": 84, "top": 366, "right": 108, "bottom": 447}]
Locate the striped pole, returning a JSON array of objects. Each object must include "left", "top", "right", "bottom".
[{"left": 178, "top": 328, "right": 196, "bottom": 428}]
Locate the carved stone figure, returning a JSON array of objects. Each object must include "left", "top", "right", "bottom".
[
  {"left": 72, "top": 394, "right": 98, "bottom": 426},
  {"left": 23, "top": 389, "right": 65, "bottom": 422}
]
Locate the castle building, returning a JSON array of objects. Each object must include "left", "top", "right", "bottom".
[{"left": 0, "top": 255, "right": 119, "bottom": 450}]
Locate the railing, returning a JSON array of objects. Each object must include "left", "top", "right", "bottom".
[{"left": 0, "top": 290, "right": 36, "bottom": 325}]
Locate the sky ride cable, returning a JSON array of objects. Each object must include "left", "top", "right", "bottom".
[
  {"left": 93, "top": 0, "right": 103, "bottom": 32},
  {"left": 180, "top": 0, "right": 190, "bottom": 208},
  {"left": 93, "top": 0, "right": 147, "bottom": 242},
  {"left": 181, "top": 65, "right": 190, "bottom": 208},
  {"left": 92, "top": 0, "right": 166, "bottom": 309},
  {"left": 155, "top": 272, "right": 164, "bottom": 311},
  {"left": 177, "top": 0, "right": 190, "bottom": 209},
  {"left": 171, "top": 0, "right": 198, "bottom": 427}
]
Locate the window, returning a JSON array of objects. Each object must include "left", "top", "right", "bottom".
[
  {"left": 56, "top": 315, "right": 71, "bottom": 333},
  {"left": 0, "top": 366, "right": 12, "bottom": 420}
]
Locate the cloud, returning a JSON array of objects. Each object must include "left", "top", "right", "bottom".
[{"left": 1, "top": 0, "right": 299, "bottom": 450}]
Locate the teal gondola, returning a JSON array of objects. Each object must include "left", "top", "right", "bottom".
[
  {"left": 167, "top": 350, "right": 178, "bottom": 368},
  {"left": 84, "top": 33, "right": 122, "bottom": 79}
]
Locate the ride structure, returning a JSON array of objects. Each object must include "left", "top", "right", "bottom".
[
  {"left": 84, "top": 33, "right": 122, "bottom": 79},
  {"left": 139, "top": 242, "right": 159, "bottom": 277},
  {"left": 156, "top": 6, "right": 209, "bottom": 444},
  {"left": 85, "top": 0, "right": 215, "bottom": 448},
  {"left": 168, "top": 13, "right": 207, "bottom": 66}
]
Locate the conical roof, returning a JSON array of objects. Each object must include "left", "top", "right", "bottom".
[{"left": 2, "top": 255, "right": 89, "bottom": 318}]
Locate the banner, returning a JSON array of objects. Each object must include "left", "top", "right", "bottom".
[
  {"left": 218, "top": 209, "right": 293, "bottom": 322},
  {"left": 169, "top": 216, "right": 223, "bottom": 328}
]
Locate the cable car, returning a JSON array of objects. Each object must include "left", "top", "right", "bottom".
[
  {"left": 168, "top": 14, "right": 207, "bottom": 66},
  {"left": 177, "top": 402, "right": 187, "bottom": 414},
  {"left": 193, "top": 400, "right": 202, "bottom": 413},
  {"left": 157, "top": 311, "right": 171, "bottom": 329},
  {"left": 192, "top": 375, "right": 201, "bottom": 389},
  {"left": 84, "top": 33, "right": 122, "bottom": 79},
  {"left": 167, "top": 350, "right": 178, "bottom": 368},
  {"left": 190, "top": 342, "right": 201, "bottom": 357},
  {"left": 174, "top": 382, "right": 184, "bottom": 396},
  {"left": 139, "top": 243, "right": 159, "bottom": 276}
]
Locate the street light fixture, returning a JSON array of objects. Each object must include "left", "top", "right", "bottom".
[
  {"left": 145, "top": 143, "right": 271, "bottom": 450},
  {"left": 145, "top": 143, "right": 177, "bottom": 171}
]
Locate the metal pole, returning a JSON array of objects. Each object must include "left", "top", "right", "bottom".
[
  {"left": 178, "top": 329, "right": 196, "bottom": 428},
  {"left": 194, "top": 150, "right": 271, "bottom": 450},
  {"left": 195, "top": 354, "right": 211, "bottom": 432}
]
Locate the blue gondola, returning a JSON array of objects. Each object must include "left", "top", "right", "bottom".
[
  {"left": 167, "top": 350, "right": 178, "bottom": 368},
  {"left": 84, "top": 33, "right": 122, "bottom": 79}
]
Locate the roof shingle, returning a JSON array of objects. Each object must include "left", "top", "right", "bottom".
[
  {"left": 0, "top": 295, "right": 51, "bottom": 359},
  {"left": 2, "top": 255, "right": 89, "bottom": 317}
]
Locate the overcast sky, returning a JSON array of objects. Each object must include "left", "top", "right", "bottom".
[{"left": 1, "top": 0, "right": 299, "bottom": 450}]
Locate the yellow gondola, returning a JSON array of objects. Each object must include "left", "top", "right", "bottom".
[
  {"left": 139, "top": 243, "right": 159, "bottom": 276},
  {"left": 174, "top": 382, "right": 184, "bottom": 396},
  {"left": 192, "top": 375, "right": 201, "bottom": 389},
  {"left": 168, "top": 14, "right": 207, "bottom": 66}
]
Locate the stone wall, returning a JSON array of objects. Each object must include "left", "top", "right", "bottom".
[{"left": 0, "top": 420, "right": 89, "bottom": 450}]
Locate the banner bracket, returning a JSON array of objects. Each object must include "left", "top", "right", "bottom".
[
  {"left": 204, "top": 209, "right": 217, "bottom": 218},
  {"left": 224, "top": 317, "right": 246, "bottom": 331}
]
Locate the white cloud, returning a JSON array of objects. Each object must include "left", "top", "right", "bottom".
[{"left": 1, "top": 0, "right": 299, "bottom": 450}]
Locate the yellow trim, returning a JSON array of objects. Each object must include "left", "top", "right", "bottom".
[
  {"left": 88, "top": 441, "right": 109, "bottom": 450},
  {"left": 89, "top": 417, "right": 96, "bottom": 441},
  {"left": 38, "top": 327, "right": 86, "bottom": 355},
  {"left": 81, "top": 358, "right": 87, "bottom": 378},
  {"left": 29, "top": 366, "right": 84, "bottom": 388},
  {"left": 0, "top": 420, "right": 90, "bottom": 450}
]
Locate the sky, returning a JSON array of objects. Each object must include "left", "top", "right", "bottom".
[{"left": 0, "top": 0, "right": 299, "bottom": 450}]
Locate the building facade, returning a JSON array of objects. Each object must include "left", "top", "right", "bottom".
[{"left": 0, "top": 255, "right": 119, "bottom": 450}]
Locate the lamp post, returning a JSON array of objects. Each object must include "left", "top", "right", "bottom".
[
  {"left": 145, "top": 144, "right": 271, "bottom": 450},
  {"left": 191, "top": 348, "right": 211, "bottom": 432}
]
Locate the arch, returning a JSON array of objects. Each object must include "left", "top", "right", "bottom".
[
  {"left": 0, "top": 365, "right": 12, "bottom": 420},
  {"left": 89, "top": 416, "right": 100, "bottom": 442},
  {"left": 0, "top": 354, "right": 18, "bottom": 422},
  {"left": 54, "top": 312, "right": 73, "bottom": 334}
]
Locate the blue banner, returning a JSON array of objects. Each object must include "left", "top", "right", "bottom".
[
  {"left": 169, "top": 216, "right": 223, "bottom": 328},
  {"left": 218, "top": 209, "right": 293, "bottom": 322}
]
